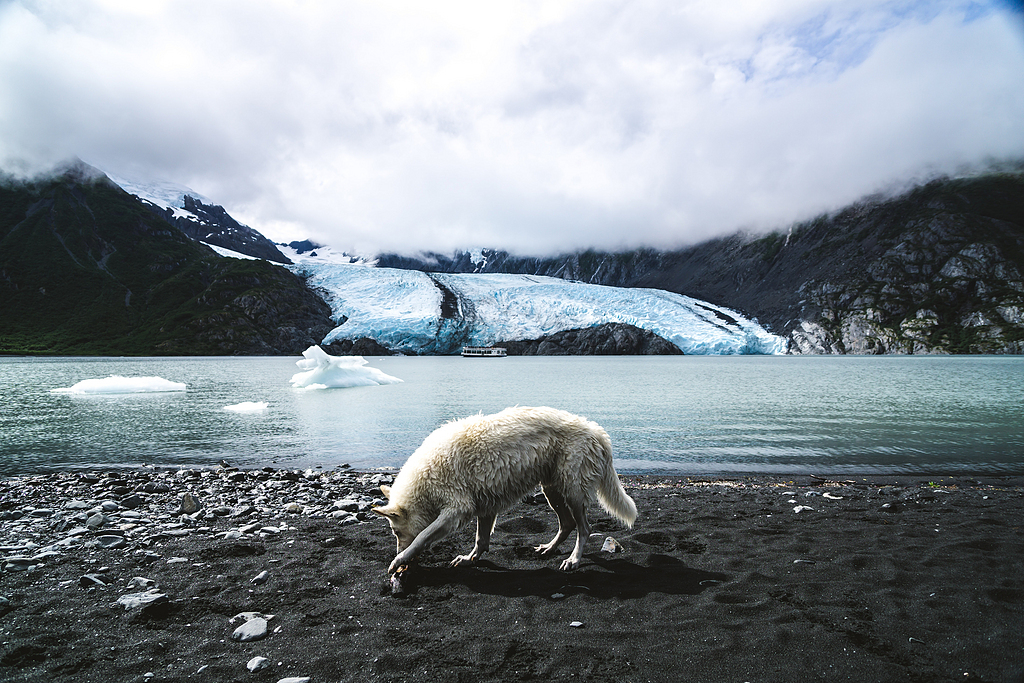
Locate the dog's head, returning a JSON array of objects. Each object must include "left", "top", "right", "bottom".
[{"left": 372, "top": 484, "right": 422, "bottom": 552}]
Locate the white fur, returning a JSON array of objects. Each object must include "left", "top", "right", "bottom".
[{"left": 374, "top": 406, "right": 637, "bottom": 573}]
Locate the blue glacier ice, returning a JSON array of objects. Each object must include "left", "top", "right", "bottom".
[{"left": 290, "top": 263, "right": 786, "bottom": 355}]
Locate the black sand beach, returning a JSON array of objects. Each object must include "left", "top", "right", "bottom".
[{"left": 1, "top": 468, "right": 1022, "bottom": 683}]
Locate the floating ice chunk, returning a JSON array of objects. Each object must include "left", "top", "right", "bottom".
[
  {"left": 52, "top": 376, "right": 186, "bottom": 394},
  {"left": 289, "top": 346, "right": 402, "bottom": 389},
  {"left": 223, "top": 401, "right": 269, "bottom": 413}
]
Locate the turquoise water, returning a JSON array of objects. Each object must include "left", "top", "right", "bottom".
[{"left": 1, "top": 355, "right": 1022, "bottom": 476}]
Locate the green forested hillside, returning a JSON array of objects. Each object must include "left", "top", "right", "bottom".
[{"left": 0, "top": 164, "right": 332, "bottom": 355}]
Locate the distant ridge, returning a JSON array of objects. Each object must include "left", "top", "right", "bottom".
[{"left": 376, "top": 171, "right": 1024, "bottom": 354}]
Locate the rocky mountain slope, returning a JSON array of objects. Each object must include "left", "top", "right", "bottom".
[
  {"left": 5, "top": 160, "right": 1020, "bottom": 356},
  {"left": 150, "top": 195, "right": 292, "bottom": 264},
  {"left": 498, "top": 323, "right": 682, "bottom": 356},
  {"left": 377, "top": 172, "right": 1024, "bottom": 354},
  {"left": 0, "top": 162, "right": 333, "bottom": 355}
]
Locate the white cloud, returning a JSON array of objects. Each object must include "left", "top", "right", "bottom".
[{"left": 1, "top": 0, "right": 1022, "bottom": 255}]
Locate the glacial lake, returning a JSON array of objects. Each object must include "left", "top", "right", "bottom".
[{"left": 1, "top": 354, "right": 1022, "bottom": 477}]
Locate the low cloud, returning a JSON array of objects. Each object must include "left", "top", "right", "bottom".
[{"left": 2, "top": 1, "right": 1022, "bottom": 255}]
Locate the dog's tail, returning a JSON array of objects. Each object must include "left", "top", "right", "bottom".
[{"left": 596, "top": 438, "right": 638, "bottom": 528}]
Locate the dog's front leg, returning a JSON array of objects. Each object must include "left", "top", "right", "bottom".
[
  {"left": 451, "top": 513, "right": 496, "bottom": 567},
  {"left": 388, "top": 509, "right": 463, "bottom": 574}
]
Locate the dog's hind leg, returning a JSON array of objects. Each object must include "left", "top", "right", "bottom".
[
  {"left": 451, "top": 513, "right": 496, "bottom": 567},
  {"left": 535, "top": 486, "right": 576, "bottom": 557},
  {"left": 559, "top": 500, "right": 591, "bottom": 572}
]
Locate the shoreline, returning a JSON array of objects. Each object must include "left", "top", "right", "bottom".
[{"left": 1, "top": 468, "right": 1022, "bottom": 682}]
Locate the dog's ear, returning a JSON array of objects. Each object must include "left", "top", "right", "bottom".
[
  {"left": 372, "top": 504, "right": 403, "bottom": 520},
  {"left": 380, "top": 484, "right": 391, "bottom": 498}
]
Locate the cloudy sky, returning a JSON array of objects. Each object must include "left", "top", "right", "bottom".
[{"left": 1, "top": 1, "right": 1023, "bottom": 255}]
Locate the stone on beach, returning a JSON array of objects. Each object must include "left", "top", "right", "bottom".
[
  {"left": 247, "top": 656, "right": 270, "bottom": 672},
  {"left": 79, "top": 574, "right": 107, "bottom": 588},
  {"left": 600, "top": 536, "right": 623, "bottom": 553},
  {"left": 178, "top": 493, "right": 201, "bottom": 515},
  {"left": 232, "top": 617, "right": 269, "bottom": 642},
  {"left": 116, "top": 589, "right": 169, "bottom": 610},
  {"left": 95, "top": 535, "right": 126, "bottom": 549}
]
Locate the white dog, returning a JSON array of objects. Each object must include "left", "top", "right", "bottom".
[{"left": 373, "top": 406, "right": 637, "bottom": 573}]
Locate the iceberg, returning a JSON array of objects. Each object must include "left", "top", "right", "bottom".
[
  {"left": 290, "top": 263, "right": 787, "bottom": 355},
  {"left": 289, "top": 346, "right": 403, "bottom": 390},
  {"left": 51, "top": 376, "right": 187, "bottom": 394},
  {"left": 223, "top": 401, "right": 269, "bottom": 413}
]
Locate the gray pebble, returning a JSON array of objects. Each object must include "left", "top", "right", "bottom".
[
  {"left": 116, "top": 589, "right": 169, "bottom": 610},
  {"left": 231, "top": 617, "right": 269, "bottom": 642},
  {"left": 120, "top": 495, "right": 145, "bottom": 509},
  {"left": 178, "top": 493, "right": 201, "bottom": 515},
  {"left": 80, "top": 573, "right": 108, "bottom": 587},
  {"left": 3, "top": 557, "right": 33, "bottom": 571},
  {"left": 600, "top": 536, "right": 623, "bottom": 553},
  {"left": 247, "top": 656, "right": 270, "bottom": 672},
  {"left": 96, "top": 535, "right": 127, "bottom": 549}
]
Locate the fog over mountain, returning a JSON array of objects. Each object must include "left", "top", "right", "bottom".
[{"left": 1, "top": 1, "right": 1022, "bottom": 255}]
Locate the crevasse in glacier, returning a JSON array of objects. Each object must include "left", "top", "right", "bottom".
[{"left": 289, "top": 263, "right": 787, "bottom": 355}]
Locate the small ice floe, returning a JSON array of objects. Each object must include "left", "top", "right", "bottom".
[
  {"left": 290, "top": 345, "right": 402, "bottom": 390},
  {"left": 51, "top": 376, "right": 186, "bottom": 394},
  {"left": 223, "top": 401, "right": 269, "bottom": 413}
]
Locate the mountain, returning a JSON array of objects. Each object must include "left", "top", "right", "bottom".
[
  {"left": 0, "top": 161, "right": 333, "bottom": 355},
  {"left": 375, "top": 172, "right": 1024, "bottom": 354},
  {"left": 291, "top": 265, "right": 785, "bottom": 355},
  {"left": 6, "top": 159, "right": 1020, "bottom": 356},
  {"left": 109, "top": 174, "right": 292, "bottom": 264}
]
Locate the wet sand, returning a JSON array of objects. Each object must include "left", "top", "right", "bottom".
[{"left": 1, "top": 469, "right": 1022, "bottom": 682}]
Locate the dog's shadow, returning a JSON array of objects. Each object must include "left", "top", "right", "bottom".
[{"left": 402, "top": 552, "right": 728, "bottom": 599}]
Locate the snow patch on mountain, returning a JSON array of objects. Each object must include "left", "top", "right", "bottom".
[
  {"left": 291, "top": 263, "right": 786, "bottom": 355},
  {"left": 203, "top": 243, "right": 260, "bottom": 260},
  {"left": 107, "top": 173, "right": 209, "bottom": 210}
]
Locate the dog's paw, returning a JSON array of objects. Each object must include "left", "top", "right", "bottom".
[
  {"left": 450, "top": 554, "right": 476, "bottom": 567},
  {"left": 534, "top": 544, "right": 556, "bottom": 556},
  {"left": 558, "top": 557, "right": 580, "bottom": 571},
  {"left": 388, "top": 553, "right": 412, "bottom": 574}
]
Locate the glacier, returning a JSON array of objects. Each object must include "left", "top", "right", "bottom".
[{"left": 290, "top": 263, "right": 787, "bottom": 355}]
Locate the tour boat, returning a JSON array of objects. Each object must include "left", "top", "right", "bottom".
[{"left": 461, "top": 346, "right": 507, "bottom": 357}]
